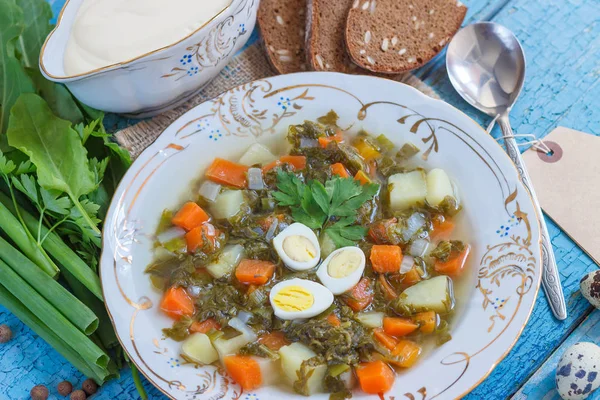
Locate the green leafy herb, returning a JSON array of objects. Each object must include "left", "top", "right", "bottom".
[
  {"left": 0, "top": 0, "right": 137, "bottom": 390},
  {"left": 324, "top": 370, "right": 352, "bottom": 400},
  {"left": 435, "top": 319, "right": 452, "bottom": 346},
  {"left": 293, "top": 356, "right": 323, "bottom": 396},
  {"left": 273, "top": 170, "right": 379, "bottom": 247},
  {"left": 156, "top": 209, "right": 174, "bottom": 234},
  {"left": 15, "top": 0, "right": 52, "bottom": 69},
  {"left": 271, "top": 170, "right": 305, "bottom": 206},
  {"left": 7, "top": 94, "right": 100, "bottom": 235},
  {"left": 396, "top": 142, "right": 420, "bottom": 160},
  {"left": 316, "top": 110, "right": 339, "bottom": 126},
  {"left": 194, "top": 282, "right": 246, "bottom": 326},
  {"left": 430, "top": 240, "right": 466, "bottom": 262},
  {"left": 162, "top": 316, "right": 193, "bottom": 341},
  {"left": 27, "top": 68, "right": 84, "bottom": 124},
  {"left": 325, "top": 217, "right": 368, "bottom": 247},
  {"left": 239, "top": 342, "right": 279, "bottom": 359},
  {"left": 0, "top": 0, "right": 35, "bottom": 134},
  {"left": 284, "top": 317, "right": 374, "bottom": 365},
  {"left": 433, "top": 195, "right": 462, "bottom": 217},
  {"left": 376, "top": 134, "right": 395, "bottom": 152}
]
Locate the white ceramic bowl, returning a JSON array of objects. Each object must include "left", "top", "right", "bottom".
[
  {"left": 40, "top": 0, "right": 258, "bottom": 117},
  {"left": 100, "top": 72, "right": 542, "bottom": 399}
]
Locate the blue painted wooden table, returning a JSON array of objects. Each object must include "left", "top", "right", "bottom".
[{"left": 1, "top": 0, "right": 599, "bottom": 398}]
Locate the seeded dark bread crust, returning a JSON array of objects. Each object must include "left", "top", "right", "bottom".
[
  {"left": 345, "top": 0, "right": 467, "bottom": 73},
  {"left": 258, "top": 0, "right": 307, "bottom": 74},
  {"left": 306, "top": 0, "right": 363, "bottom": 73}
]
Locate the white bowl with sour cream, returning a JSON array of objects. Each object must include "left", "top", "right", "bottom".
[{"left": 40, "top": 0, "right": 259, "bottom": 117}]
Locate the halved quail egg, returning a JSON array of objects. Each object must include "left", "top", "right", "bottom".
[
  {"left": 316, "top": 246, "right": 366, "bottom": 294},
  {"left": 273, "top": 223, "right": 320, "bottom": 271},
  {"left": 269, "top": 278, "right": 334, "bottom": 320}
]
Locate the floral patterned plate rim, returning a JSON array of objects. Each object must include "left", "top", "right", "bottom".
[{"left": 100, "top": 72, "right": 542, "bottom": 400}]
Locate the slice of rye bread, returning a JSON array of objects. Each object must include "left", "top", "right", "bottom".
[
  {"left": 345, "top": 0, "right": 467, "bottom": 73},
  {"left": 306, "top": 0, "right": 365, "bottom": 73},
  {"left": 258, "top": 0, "right": 307, "bottom": 74}
]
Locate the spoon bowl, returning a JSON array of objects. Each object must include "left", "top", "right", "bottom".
[
  {"left": 446, "top": 22, "right": 526, "bottom": 117},
  {"left": 446, "top": 22, "right": 567, "bottom": 320}
]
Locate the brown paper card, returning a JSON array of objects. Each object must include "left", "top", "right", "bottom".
[{"left": 523, "top": 127, "right": 600, "bottom": 265}]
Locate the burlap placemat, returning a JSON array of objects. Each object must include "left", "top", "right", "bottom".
[{"left": 115, "top": 43, "right": 439, "bottom": 158}]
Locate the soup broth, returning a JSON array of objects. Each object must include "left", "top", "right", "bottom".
[{"left": 146, "top": 112, "right": 473, "bottom": 397}]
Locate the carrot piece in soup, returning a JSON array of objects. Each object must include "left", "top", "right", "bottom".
[
  {"left": 400, "top": 267, "right": 422, "bottom": 286},
  {"left": 160, "top": 287, "right": 195, "bottom": 320},
  {"left": 190, "top": 318, "right": 221, "bottom": 334},
  {"left": 354, "top": 138, "right": 381, "bottom": 160},
  {"left": 368, "top": 218, "right": 397, "bottom": 244},
  {"left": 390, "top": 340, "right": 422, "bottom": 368},
  {"left": 318, "top": 131, "right": 343, "bottom": 148},
  {"left": 373, "top": 328, "right": 399, "bottom": 351},
  {"left": 356, "top": 360, "right": 395, "bottom": 394},
  {"left": 331, "top": 163, "right": 350, "bottom": 178},
  {"left": 223, "top": 355, "right": 262, "bottom": 390},
  {"left": 171, "top": 202, "right": 210, "bottom": 231},
  {"left": 431, "top": 217, "right": 455, "bottom": 240},
  {"left": 261, "top": 159, "right": 281, "bottom": 173},
  {"left": 414, "top": 311, "right": 437, "bottom": 334},
  {"left": 434, "top": 245, "right": 470, "bottom": 277},
  {"left": 262, "top": 156, "right": 306, "bottom": 172},
  {"left": 367, "top": 159, "right": 378, "bottom": 177},
  {"left": 327, "top": 313, "right": 341, "bottom": 327},
  {"left": 185, "top": 223, "right": 219, "bottom": 253},
  {"left": 354, "top": 170, "right": 371, "bottom": 185},
  {"left": 280, "top": 155, "right": 306, "bottom": 170},
  {"left": 378, "top": 274, "right": 398, "bottom": 300},
  {"left": 370, "top": 245, "right": 403, "bottom": 273},
  {"left": 246, "top": 284, "right": 258, "bottom": 295},
  {"left": 235, "top": 259, "right": 276, "bottom": 285},
  {"left": 205, "top": 158, "right": 249, "bottom": 188},
  {"left": 258, "top": 332, "right": 290, "bottom": 351},
  {"left": 258, "top": 214, "right": 284, "bottom": 231},
  {"left": 343, "top": 278, "right": 374, "bottom": 312},
  {"left": 383, "top": 317, "right": 419, "bottom": 337}
]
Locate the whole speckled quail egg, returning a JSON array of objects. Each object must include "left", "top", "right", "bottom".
[
  {"left": 580, "top": 270, "right": 600, "bottom": 310},
  {"left": 555, "top": 342, "right": 600, "bottom": 400}
]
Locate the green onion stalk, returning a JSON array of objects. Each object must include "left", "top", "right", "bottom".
[
  {"left": 0, "top": 236, "right": 98, "bottom": 334},
  {"left": 0, "top": 285, "right": 115, "bottom": 384},
  {"left": 0, "top": 259, "right": 109, "bottom": 368},
  {"left": 0, "top": 199, "right": 58, "bottom": 277},
  {"left": 0, "top": 191, "right": 103, "bottom": 299}
]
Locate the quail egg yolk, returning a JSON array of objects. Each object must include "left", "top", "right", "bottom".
[
  {"left": 282, "top": 235, "right": 317, "bottom": 262},
  {"left": 273, "top": 285, "right": 314, "bottom": 312},
  {"left": 328, "top": 250, "right": 362, "bottom": 278}
]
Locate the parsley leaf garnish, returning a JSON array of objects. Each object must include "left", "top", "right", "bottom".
[{"left": 273, "top": 170, "right": 379, "bottom": 247}]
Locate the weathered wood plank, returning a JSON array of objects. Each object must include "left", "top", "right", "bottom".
[
  {"left": 0, "top": 304, "right": 164, "bottom": 399},
  {"left": 445, "top": 1, "right": 600, "bottom": 396},
  {"left": 512, "top": 310, "right": 600, "bottom": 400},
  {"left": 3, "top": 0, "right": 599, "bottom": 399},
  {"left": 466, "top": 219, "right": 599, "bottom": 398}
]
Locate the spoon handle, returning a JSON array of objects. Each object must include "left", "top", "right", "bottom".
[{"left": 497, "top": 114, "right": 567, "bottom": 321}]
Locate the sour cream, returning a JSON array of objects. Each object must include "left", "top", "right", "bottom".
[{"left": 63, "top": 0, "right": 232, "bottom": 75}]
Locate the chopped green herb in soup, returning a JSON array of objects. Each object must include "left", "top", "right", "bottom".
[{"left": 146, "top": 111, "right": 471, "bottom": 397}]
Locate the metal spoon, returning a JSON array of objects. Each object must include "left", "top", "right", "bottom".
[{"left": 446, "top": 22, "right": 567, "bottom": 320}]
